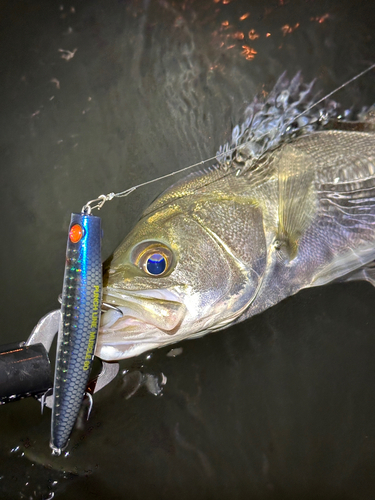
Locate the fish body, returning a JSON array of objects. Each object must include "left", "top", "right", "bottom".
[
  {"left": 51, "top": 213, "right": 102, "bottom": 455},
  {"left": 97, "top": 77, "right": 375, "bottom": 361}
]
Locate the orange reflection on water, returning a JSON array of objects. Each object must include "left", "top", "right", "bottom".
[
  {"left": 281, "top": 23, "right": 300, "bottom": 35},
  {"left": 222, "top": 20, "right": 229, "bottom": 27},
  {"left": 248, "top": 29, "right": 259, "bottom": 40},
  {"left": 241, "top": 45, "right": 257, "bottom": 60},
  {"left": 311, "top": 13, "right": 330, "bottom": 23},
  {"left": 266, "top": 32, "right": 271, "bottom": 37},
  {"left": 232, "top": 31, "right": 245, "bottom": 40},
  {"left": 239, "top": 13, "right": 250, "bottom": 21}
]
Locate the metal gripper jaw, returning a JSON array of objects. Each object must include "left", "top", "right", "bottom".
[{"left": 0, "top": 310, "right": 119, "bottom": 407}]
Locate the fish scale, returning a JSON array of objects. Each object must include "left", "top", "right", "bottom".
[{"left": 51, "top": 213, "right": 102, "bottom": 455}]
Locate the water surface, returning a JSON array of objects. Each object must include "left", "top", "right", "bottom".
[{"left": 0, "top": 0, "right": 375, "bottom": 498}]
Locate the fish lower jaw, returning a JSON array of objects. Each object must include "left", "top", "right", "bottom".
[
  {"left": 96, "top": 339, "right": 165, "bottom": 361},
  {"left": 97, "top": 312, "right": 185, "bottom": 360},
  {"left": 96, "top": 314, "right": 231, "bottom": 361},
  {"left": 96, "top": 325, "right": 186, "bottom": 360},
  {"left": 97, "top": 309, "right": 210, "bottom": 359}
]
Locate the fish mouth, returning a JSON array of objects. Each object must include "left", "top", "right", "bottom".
[{"left": 96, "top": 287, "right": 187, "bottom": 360}]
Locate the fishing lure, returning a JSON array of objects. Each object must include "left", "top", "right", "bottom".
[{"left": 50, "top": 211, "right": 102, "bottom": 456}]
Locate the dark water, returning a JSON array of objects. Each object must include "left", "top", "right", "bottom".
[{"left": 0, "top": 0, "right": 375, "bottom": 498}]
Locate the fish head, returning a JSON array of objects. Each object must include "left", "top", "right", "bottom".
[{"left": 97, "top": 173, "right": 268, "bottom": 360}]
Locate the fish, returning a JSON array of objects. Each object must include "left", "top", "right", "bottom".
[{"left": 96, "top": 73, "right": 375, "bottom": 361}]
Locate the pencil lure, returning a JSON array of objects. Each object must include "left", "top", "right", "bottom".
[{"left": 50, "top": 213, "right": 102, "bottom": 456}]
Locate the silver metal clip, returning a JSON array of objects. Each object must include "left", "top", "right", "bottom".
[{"left": 81, "top": 193, "right": 115, "bottom": 215}]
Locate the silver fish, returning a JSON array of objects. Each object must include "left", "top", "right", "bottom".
[{"left": 96, "top": 74, "right": 375, "bottom": 361}]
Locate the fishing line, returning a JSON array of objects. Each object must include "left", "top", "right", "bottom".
[{"left": 82, "top": 62, "right": 375, "bottom": 214}]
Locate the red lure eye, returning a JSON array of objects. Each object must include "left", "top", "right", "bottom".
[{"left": 69, "top": 224, "right": 84, "bottom": 243}]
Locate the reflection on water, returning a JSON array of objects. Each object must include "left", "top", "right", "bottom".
[{"left": 0, "top": 0, "right": 374, "bottom": 498}]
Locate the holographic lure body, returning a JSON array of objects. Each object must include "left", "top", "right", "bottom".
[{"left": 50, "top": 213, "right": 102, "bottom": 455}]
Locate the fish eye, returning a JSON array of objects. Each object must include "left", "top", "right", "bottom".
[
  {"left": 131, "top": 241, "right": 174, "bottom": 277},
  {"left": 146, "top": 253, "right": 166, "bottom": 275}
]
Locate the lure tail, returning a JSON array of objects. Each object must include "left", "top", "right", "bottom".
[{"left": 50, "top": 213, "right": 102, "bottom": 455}]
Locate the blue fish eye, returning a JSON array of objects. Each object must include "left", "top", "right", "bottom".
[{"left": 146, "top": 253, "right": 166, "bottom": 275}]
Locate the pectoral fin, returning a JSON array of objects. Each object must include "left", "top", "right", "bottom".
[{"left": 275, "top": 143, "right": 316, "bottom": 259}]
